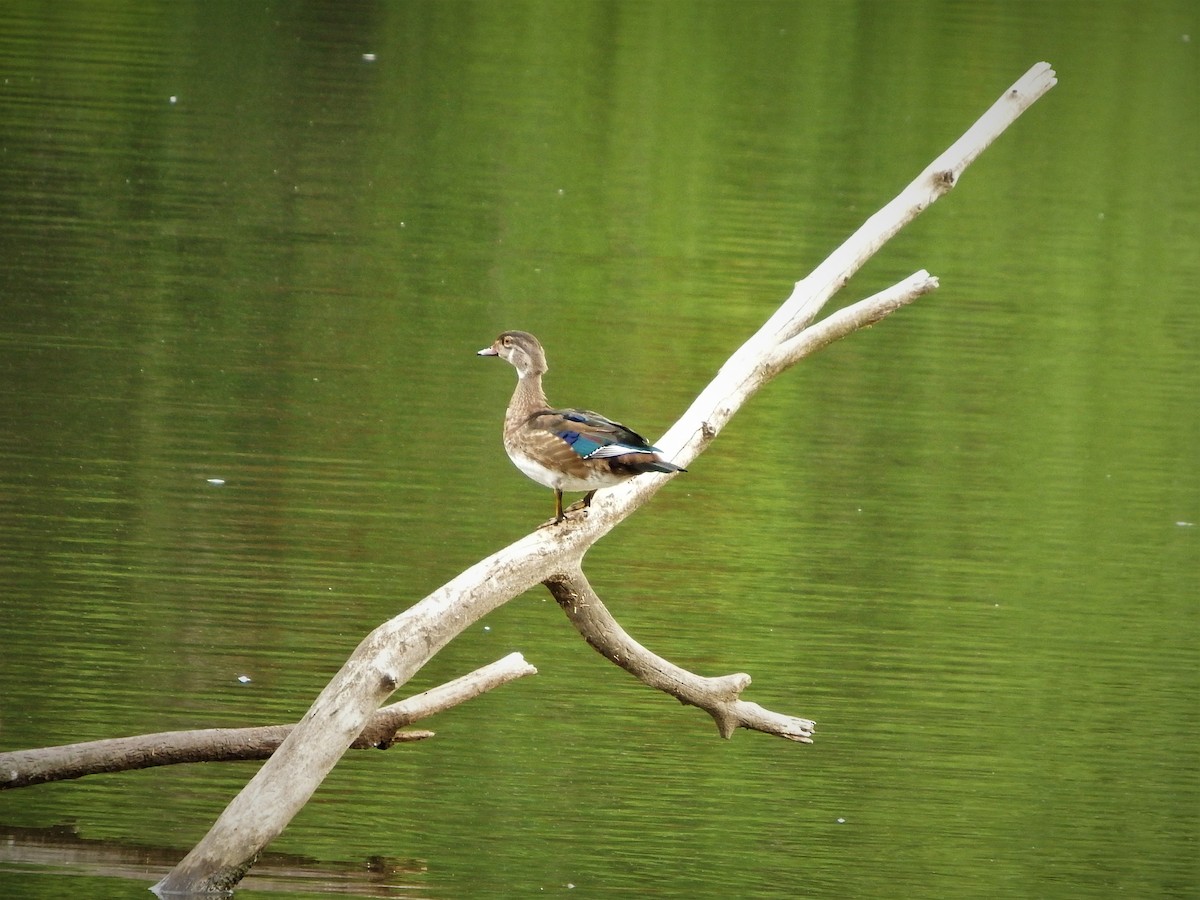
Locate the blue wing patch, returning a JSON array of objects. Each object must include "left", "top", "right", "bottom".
[
  {"left": 559, "top": 430, "right": 607, "bottom": 458},
  {"left": 543, "top": 408, "right": 658, "bottom": 459}
]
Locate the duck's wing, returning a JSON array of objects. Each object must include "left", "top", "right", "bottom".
[{"left": 530, "top": 408, "right": 659, "bottom": 459}]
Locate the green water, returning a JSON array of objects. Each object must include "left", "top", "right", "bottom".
[{"left": 1, "top": 2, "right": 1197, "bottom": 897}]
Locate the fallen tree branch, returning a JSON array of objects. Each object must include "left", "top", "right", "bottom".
[
  {"left": 545, "top": 567, "right": 815, "bottom": 742},
  {"left": 770, "top": 270, "right": 940, "bottom": 376},
  {"left": 770, "top": 61, "right": 1060, "bottom": 346},
  {"left": 153, "top": 63, "right": 1057, "bottom": 895},
  {"left": 0, "top": 653, "right": 535, "bottom": 790},
  {"left": 357, "top": 650, "right": 537, "bottom": 746}
]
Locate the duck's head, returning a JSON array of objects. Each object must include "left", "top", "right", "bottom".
[{"left": 477, "top": 330, "right": 548, "bottom": 377}]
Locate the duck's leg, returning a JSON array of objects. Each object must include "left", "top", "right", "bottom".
[{"left": 540, "top": 490, "right": 567, "bottom": 528}]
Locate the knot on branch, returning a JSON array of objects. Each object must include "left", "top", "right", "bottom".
[
  {"left": 377, "top": 670, "right": 399, "bottom": 693},
  {"left": 931, "top": 168, "right": 957, "bottom": 192}
]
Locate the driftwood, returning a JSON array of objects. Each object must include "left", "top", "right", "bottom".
[
  {"left": 0, "top": 653, "right": 535, "bottom": 790},
  {"left": 119, "top": 62, "right": 1046, "bottom": 895},
  {"left": 546, "top": 569, "right": 816, "bottom": 740}
]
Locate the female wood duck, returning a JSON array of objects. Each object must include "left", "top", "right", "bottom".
[{"left": 478, "top": 330, "right": 686, "bottom": 523}]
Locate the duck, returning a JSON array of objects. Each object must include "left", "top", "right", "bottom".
[{"left": 478, "top": 330, "right": 686, "bottom": 524}]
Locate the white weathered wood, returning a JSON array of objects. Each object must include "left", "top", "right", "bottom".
[
  {"left": 154, "top": 62, "right": 1056, "bottom": 896},
  {"left": 0, "top": 654, "right": 534, "bottom": 790}
]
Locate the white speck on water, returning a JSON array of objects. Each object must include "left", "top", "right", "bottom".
[
  {"left": 1177, "top": 521, "right": 1194, "bottom": 527},
  {"left": 836, "top": 817, "right": 846, "bottom": 824},
  {"left": 206, "top": 478, "right": 225, "bottom": 486},
  {"left": 169, "top": 95, "right": 177, "bottom": 104},
  {"left": 362, "top": 53, "right": 376, "bottom": 61},
  {"left": 237, "top": 675, "right": 251, "bottom": 683}
]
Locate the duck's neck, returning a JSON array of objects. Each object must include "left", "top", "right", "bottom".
[{"left": 505, "top": 370, "right": 549, "bottom": 433}]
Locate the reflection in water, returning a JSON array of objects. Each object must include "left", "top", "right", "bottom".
[
  {"left": 1, "top": 2, "right": 1198, "bottom": 898},
  {"left": 0, "top": 824, "right": 427, "bottom": 897}
]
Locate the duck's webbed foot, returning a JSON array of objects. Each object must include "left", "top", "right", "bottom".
[{"left": 563, "top": 490, "right": 597, "bottom": 516}]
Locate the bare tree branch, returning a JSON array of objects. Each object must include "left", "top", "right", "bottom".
[
  {"left": 1, "top": 654, "right": 534, "bottom": 790},
  {"left": 770, "top": 271, "right": 940, "bottom": 374},
  {"left": 357, "top": 651, "right": 537, "bottom": 747},
  {"left": 153, "top": 62, "right": 1057, "bottom": 896},
  {"left": 544, "top": 567, "right": 815, "bottom": 743},
  {"left": 773, "top": 61, "right": 1059, "bottom": 344}
]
